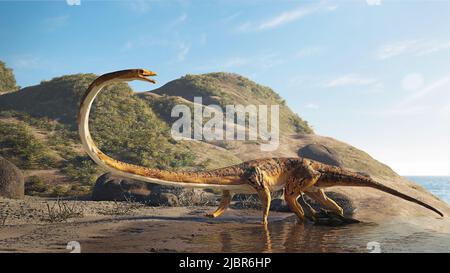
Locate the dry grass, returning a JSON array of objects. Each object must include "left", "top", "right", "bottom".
[
  {"left": 96, "top": 196, "right": 145, "bottom": 216},
  {"left": 0, "top": 203, "right": 10, "bottom": 226},
  {"left": 44, "top": 198, "right": 84, "bottom": 223},
  {"left": 233, "top": 194, "right": 261, "bottom": 209},
  {"left": 178, "top": 189, "right": 216, "bottom": 207}
]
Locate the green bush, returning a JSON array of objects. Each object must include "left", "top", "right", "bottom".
[
  {"left": 61, "top": 155, "right": 99, "bottom": 186},
  {"left": 25, "top": 175, "right": 49, "bottom": 195},
  {"left": 50, "top": 185, "right": 69, "bottom": 197},
  {"left": 0, "top": 60, "right": 19, "bottom": 93},
  {"left": 0, "top": 121, "right": 59, "bottom": 169}
]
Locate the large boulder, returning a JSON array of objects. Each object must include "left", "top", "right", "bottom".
[
  {"left": 298, "top": 144, "right": 342, "bottom": 167},
  {"left": 0, "top": 156, "right": 24, "bottom": 199},
  {"left": 91, "top": 173, "right": 215, "bottom": 207},
  {"left": 91, "top": 173, "right": 152, "bottom": 202}
]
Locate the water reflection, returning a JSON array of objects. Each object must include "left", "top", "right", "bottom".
[{"left": 189, "top": 218, "right": 450, "bottom": 253}]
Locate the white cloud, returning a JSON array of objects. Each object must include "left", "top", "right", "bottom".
[
  {"left": 176, "top": 42, "right": 190, "bottom": 62},
  {"left": 167, "top": 13, "right": 187, "bottom": 29},
  {"left": 366, "top": 0, "right": 382, "bottom": 6},
  {"left": 375, "top": 40, "right": 450, "bottom": 60},
  {"left": 237, "top": 3, "right": 337, "bottom": 32},
  {"left": 258, "top": 7, "right": 315, "bottom": 30},
  {"left": 325, "top": 74, "right": 378, "bottom": 88},
  {"left": 378, "top": 74, "right": 450, "bottom": 118},
  {"left": 222, "top": 12, "right": 241, "bottom": 23},
  {"left": 401, "top": 75, "right": 450, "bottom": 105}
]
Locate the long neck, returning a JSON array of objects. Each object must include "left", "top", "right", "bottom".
[{"left": 77, "top": 77, "right": 244, "bottom": 190}]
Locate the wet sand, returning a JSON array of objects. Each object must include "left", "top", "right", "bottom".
[{"left": 1, "top": 197, "right": 449, "bottom": 253}]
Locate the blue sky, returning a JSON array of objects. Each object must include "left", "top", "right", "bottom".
[{"left": 1, "top": 0, "right": 449, "bottom": 175}]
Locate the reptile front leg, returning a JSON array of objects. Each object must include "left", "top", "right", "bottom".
[
  {"left": 246, "top": 167, "right": 272, "bottom": 225},
  {"left": 205, "top": 190, "right": 231, "bottom": 218},
  {"left": 257, "top": 186, "right": 271, "bottom": 225}
]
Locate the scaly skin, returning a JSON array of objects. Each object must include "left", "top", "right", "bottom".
[{"left": 78, "top": 69, "right": 444, "bottom": 225}]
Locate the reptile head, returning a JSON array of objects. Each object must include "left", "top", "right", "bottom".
[
  {"left": 109, "top": 68, "right": 157, "bottom": 84},
  {"left": 131, "top": 68, "right": 157, "bottom": 84}
]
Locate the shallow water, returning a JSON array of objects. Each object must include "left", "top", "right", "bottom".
[{"left": 184, "top": 218, "right": 450, "bottom": 253}]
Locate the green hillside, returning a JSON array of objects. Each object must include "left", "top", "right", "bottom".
[{"left": 143, "top": 72, "right": 313, "bottom": 135}]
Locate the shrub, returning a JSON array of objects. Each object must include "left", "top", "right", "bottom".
[
  {"left": 0, "top": 121, "right": 58, "bottom": 169},
  {"left": 25, "top": 175, "right": 49, "bottom": 195},
  {"left": 61, "top": 156, "right": 99, "bottom": 186}
]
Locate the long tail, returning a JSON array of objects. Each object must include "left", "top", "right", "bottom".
[
  {"left": 77, "top": 69, "right": 244, "bottom": 190},
  {"left": 319, "top": 169, "right": 444, "bottom": 217}
]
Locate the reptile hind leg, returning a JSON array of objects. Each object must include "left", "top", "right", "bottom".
[
  {"left": 300, "top": 193, "right": 318, "bottom": 220},
  {"left": 305, "top": 189, "right": 344, "bottom": 216},
  {"left": 285, "top": 192, "right": 305, "bottom": 223},
  {"left": 284, "top": 164, "right": 321, "bottom": 223},
  {"left": 300, "top": 193, "right": 317, "bottom": 215},
  {"left": 206, "top": 190, "right": 231, "bottom": 218}
]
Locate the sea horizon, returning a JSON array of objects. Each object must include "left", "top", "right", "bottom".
[{"left": 405, "top": 176, "right": 450, "bottom": 204}]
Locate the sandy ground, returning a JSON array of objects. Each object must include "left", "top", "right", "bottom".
[
  {"left": 1, "top": 196, "right": 449, "bottom": 253},
  {"left": 0, "top": 196, "right": 289, "bottom": 252}
]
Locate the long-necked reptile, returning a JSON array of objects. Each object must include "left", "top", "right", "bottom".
[{"left": 78, "top": 69, "right": 444, "bottom": 225}]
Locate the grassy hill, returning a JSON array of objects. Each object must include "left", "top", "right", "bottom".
[{"left": 141, "top": 72, "right": 313, "bottom": 135}]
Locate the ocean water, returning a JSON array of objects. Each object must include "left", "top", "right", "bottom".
[{"left": 406, "top": 176, "right": 450, "bottom": 204}]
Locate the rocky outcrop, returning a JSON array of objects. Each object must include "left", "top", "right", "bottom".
[
  {"left": 0, "top": 156, "right": 24, "bottom": 199},
  {"left": 298, "top": 144, "right": 342, "bottom": 167}
]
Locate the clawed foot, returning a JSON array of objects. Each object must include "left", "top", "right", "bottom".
[
  {"left": 204, "top": 213, "right": 216, "bottom": 218},
  {"left": 305, "top": 213, "right": 317, "bottom": 222},
  {"left": 312, "top": 209, "right": 360, "bottom": 226}
]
